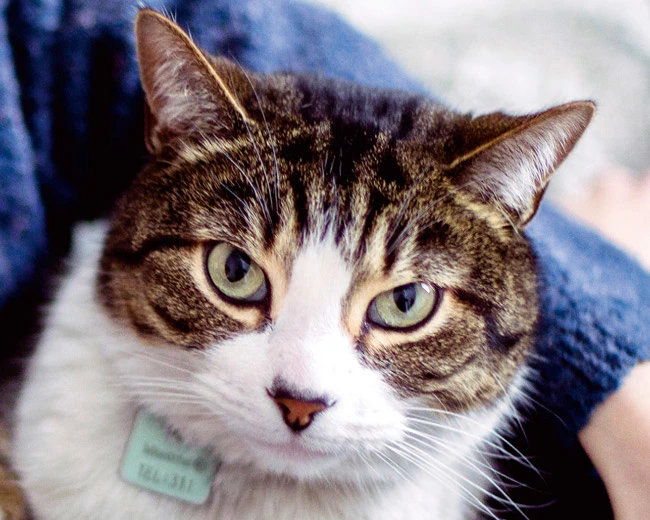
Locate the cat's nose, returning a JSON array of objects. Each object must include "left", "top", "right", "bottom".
[{"left": 267, "top": 386, "right": 334, "bottom": 432}]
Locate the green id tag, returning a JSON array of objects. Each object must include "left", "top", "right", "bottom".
[{"left": 121, "top": 410, "right": 220, "bottom": 505}]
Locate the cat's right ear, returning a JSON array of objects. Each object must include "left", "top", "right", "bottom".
[{"left": 135, "top": 9, "right": 250, "bottom": 154}]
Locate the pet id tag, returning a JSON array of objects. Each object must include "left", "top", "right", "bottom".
[{"left": 121, "top": 410, "right": 220, "bottom": 504}]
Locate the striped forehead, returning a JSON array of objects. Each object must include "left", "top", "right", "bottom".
[
  {"left": 172, "top": 118, "right": 435, "bottom": 277},
  {"left": 279, "top": 124, "right": 422, "bottom": 253}
]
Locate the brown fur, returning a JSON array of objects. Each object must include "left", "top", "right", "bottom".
[
  {"left": 0, "top": 425, "right": 28, "bottom": 520},
  {"left": 99, "top": 10, "right": 594, "bottom": 414}
]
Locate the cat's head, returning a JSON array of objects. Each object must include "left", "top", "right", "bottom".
[{"left": 98, "top": 9, "right": 594, "bottom": 485}]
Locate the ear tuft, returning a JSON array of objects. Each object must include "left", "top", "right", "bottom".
[
  {"left": 450, "top": 101, "right": 595, "bottom": 227},
  {"left": 135, "top": 9, "right": 249, "bottom": 153}
]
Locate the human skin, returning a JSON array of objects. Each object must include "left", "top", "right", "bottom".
[
  {"left": 560, "top": 168, "right": 650, "bottom": 270},
  {"left": 566, "top": 168, "right": 650, "bottom": 519},
  {"left": 579, "top": 362, "right": 650, "bottom": 520}
]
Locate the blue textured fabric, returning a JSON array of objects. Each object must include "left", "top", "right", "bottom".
[
  {"left": 529, "top": 205, "right": 650, "bottom": 433},
  {"left": 0, "top": 0, "right": 44, "bottom": 307},
  {"left": 0, "top": 0, "right": 648, "bottom": 512}
]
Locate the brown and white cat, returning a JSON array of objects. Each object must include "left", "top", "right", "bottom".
[{"left": 10, "top": 9, "right": 594, "bottom": 520}]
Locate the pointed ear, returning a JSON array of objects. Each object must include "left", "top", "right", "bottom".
[
  {"left": 135, "top": 9, "right": 250, "bottom": 153},
  {"left": 448, "top": 101, "right": 595, "bottom": 227}
]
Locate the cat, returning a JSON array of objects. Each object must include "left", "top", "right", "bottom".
[{"left": 8, "top": 8, "right": 594, "bottom": 520}]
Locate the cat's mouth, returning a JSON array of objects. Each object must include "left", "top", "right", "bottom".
[{"left": 247, "top": 434, "right": 338, "bottom": 464}]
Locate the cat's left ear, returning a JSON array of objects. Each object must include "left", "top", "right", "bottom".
[
  {"left": 449, "top": 101, "right": 595, "bottom": 227},
  {"left": 135, "top": 9, "right": 251, "bottom": 154}
]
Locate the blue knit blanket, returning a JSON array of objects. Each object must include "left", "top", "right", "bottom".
[{"left": 1, "top": 0, "right": 648, "bottom": 516}]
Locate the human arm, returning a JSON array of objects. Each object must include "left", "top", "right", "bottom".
[
  {"left": 569, "top": 170, "right": 650, "bottom": 519},
  {"left": 579, "top": 362, "right": 650, "bottom": 520}
]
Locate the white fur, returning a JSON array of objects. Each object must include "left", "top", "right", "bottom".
[{"left": 12, "top": 223, "right": 516, "bottom": 520}]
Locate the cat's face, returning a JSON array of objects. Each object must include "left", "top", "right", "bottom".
[{"left": 97, "top": 10, "right": 594, "bottom": 485}]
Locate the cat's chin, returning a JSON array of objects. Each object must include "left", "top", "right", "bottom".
[
  {"left": 247, "top": 434, "right": 336, "bottom": 464},
  {"left": 241, "top": 438, "right": 343, "bottom": 479},
  {"left": 177, "top": 424, "right": 397, "bottom": 485},
  {"left": 211, "top": 432, "right": 376, "bottom": 483}
]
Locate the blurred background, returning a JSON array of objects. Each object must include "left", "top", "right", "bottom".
[{"left": 311, "top": 0, "right": 650, "bottom": 268}]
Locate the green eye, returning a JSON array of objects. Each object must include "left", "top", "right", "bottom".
[
  {"left": 367, "top": 282, "right": 439, "bottom": 330},
  {"left": 206, "top": 243, "right": 268, "bottom": 303}
]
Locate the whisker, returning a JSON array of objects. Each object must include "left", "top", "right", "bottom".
[
  {"left": 404, "top": 437, "right": 530, "bottom": 520},
  {"left": 114, "top": 375, "right": 195, "bottom": 386},
  {"left": 385, "top": 443, "right": 498, "bottom": 519},
  {"left": 405, "top": 408, "right": 542, "bottom": 477},
  {"left": 403, "top": 426, "right": 519, "bottom": 485},
  {"left": 410, "top": 429, "right": 533, "bottom": 469},
  {"left": 493, "top": 373, "right": 529, "bottom": 444},
  {"left": 403, "top": 429, "right": 536, "bottom": 515},
  {"left": 134, "top": 396, "right": 216, "bottom": 408},
  {"left": 118, "top": 349, "right": 196, "bottom": 377},
  {"left": 238, "top": 65, "right": 282, "bottom": 224},
  {"left": 220, "top": 69, "right": 274, "bottom": 230},
  {"left": 371, "top": 447, "right": 411, "bottom": 483}
]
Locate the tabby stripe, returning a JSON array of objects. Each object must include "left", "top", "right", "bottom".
[
  {"left": 453, "top": 288, "right": 523, "bottom": 353},
  {"left": 288, "top": 170, "right": 309, "bottom": 238},
  {"left": 104, "top": 236, "right": 196, "bottom": 265},
  {"left": 453, "top": 288, "right": 492, "bottom": 314},
  {"left": 126, "top": 305, "right": 158, "bottom": 338},
  {"left": 421, "top": 351, "right": 479, "bottom": 381},
  {"left": 383, "top": 218, "right": 406, "bottom": 273},
  {"left": 357, "top": 189, "right": 389, "bottom": 264},
  {"left": 484, "top": 314, "right": 524, "bottom": 354},
  {"left": 147, "top": 298, "right": 194, "bottom": 336},
  {"left": 394, "top": 98, "right": 418, "bottom": 140}
]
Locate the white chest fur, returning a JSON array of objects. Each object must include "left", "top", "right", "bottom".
[{"left": 12, "top": 223, "right": 509, "bottom": 520}]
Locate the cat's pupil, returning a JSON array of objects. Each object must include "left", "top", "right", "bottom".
[
  {"left": 225, "top": 250, "right": 251, "bottom": 283},
  {"left": 393, "top": 284, "right": 417, "bottom": 313}
]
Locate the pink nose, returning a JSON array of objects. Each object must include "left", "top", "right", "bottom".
[
  {"left": 273, "top": 396, "right": 328, "bottom": 431},
  {"left": 267, "top": 385, "right": 333, "bottom": 432}
]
